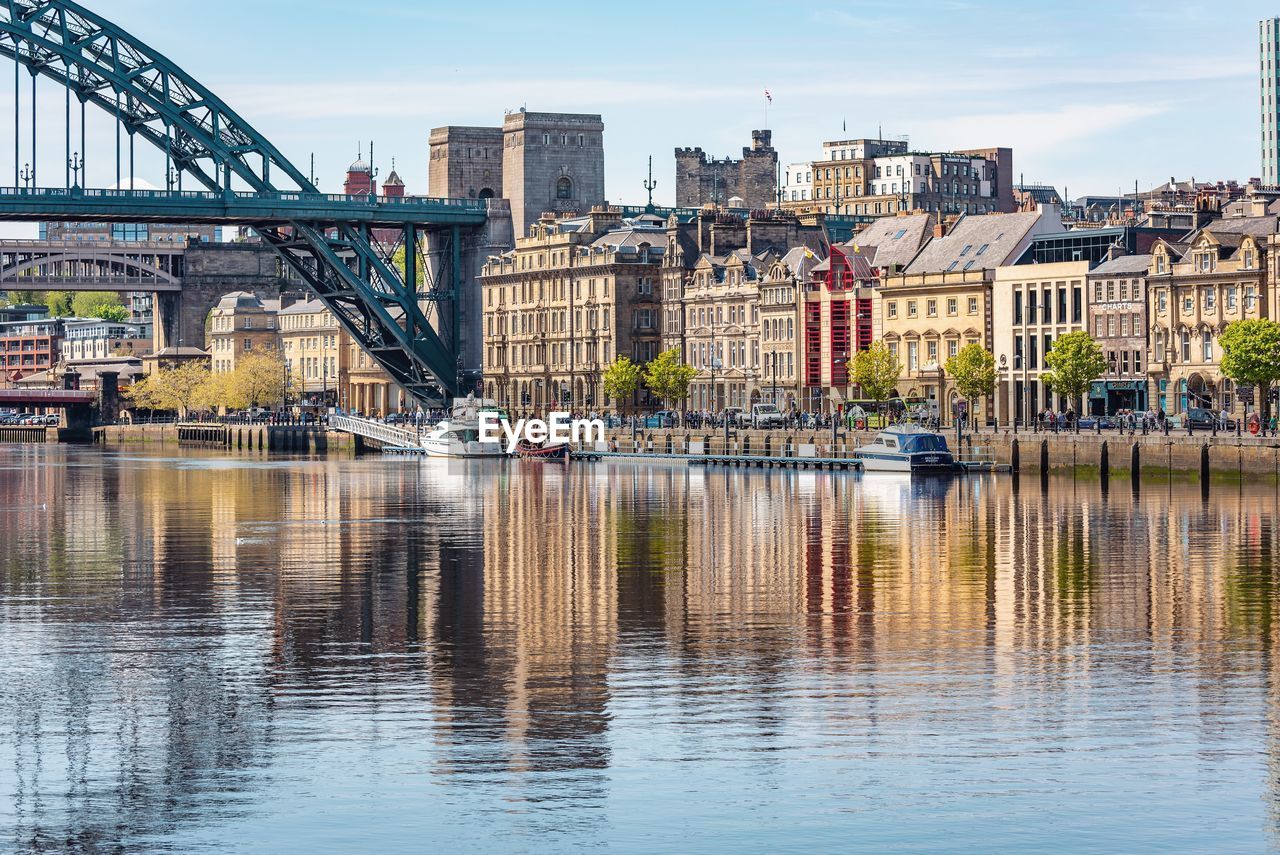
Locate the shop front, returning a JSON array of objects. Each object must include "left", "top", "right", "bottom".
[{"left": 1090, "top": 379, "right": 1148, "bottom": 416}]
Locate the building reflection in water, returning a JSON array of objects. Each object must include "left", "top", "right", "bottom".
[{"left": 1, "top": 445, "right": 1279, "bottom": 850}]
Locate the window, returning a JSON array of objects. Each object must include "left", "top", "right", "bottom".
[
  {"left": 1094, "top": 316, "right": 1104, "bottom": 337},
  {"left": 968, "top": 297, "right": 978, "bottom": 314},
  {"left": 1203, "top": 332, "right": 1213, "bottom": 362},
  {"left": 926, "top": 299, "right": 937, "bottom": 317},
  {"left": 1205, "top": 290, "right": 1216, "bottom": 311},
  {"left": 1158, "top": 291, "right": 1168, "bottom": 312},
  {"left": 887, "top": 301, "right": 898, "bottom": 319},
  {"left": 927, "top": 340, "right": 938, "bottom": 362},
  {"left": 1247, "top": 286, "right": 1257, "bottom": 310},
  {"left": 1183, "top": 295, "right": 1193, "bottom": 314},
  {"left": 556, "top": 177, "right": 573, "bottom": 199},
  {"left": 1227, "top": 286, "right": 1238, "bottom": 310},
  {"left": 907, "top": 341, "right": 918, "bottom": 370},
  {"left": 947, "top": 297, "right": 958, "bottom": 316},
  {"left": 1181, "top": 330, "right": 1191, "bottom": 363},
  {"left": 1013, "top": 292, "right": 1023, "bottom": 324},
  {"left": 948, "top": 340, "right": 958, "bottom": 359},
  {"left": 907, "top": 301, "right": 918, "bottom": 318}
]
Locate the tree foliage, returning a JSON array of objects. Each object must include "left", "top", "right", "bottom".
[
  {"left": 1043, "top": 331, "right": 1107, "bottom": 402},
  {"left": 945, "top": 343, "right": 996, "bottom": 403},
  {"left": 851, "top": 341, "right": 902, "bottom": 404},
  {"left": 1220, "top": 319, "right": 1280, "bottom": 387},
  {"left": 125, "top": 353, "right": 285, "bottom": 416},
  {"left": 71, "top": 291, "right": 128, "bottom": 322},
  {"left": 43, "top": 291, "right": 74, "bottom": 317},
  {"left": 1220, "top": 318, "right": 1280, "bottom": 419},
  {"left": 225, "top": 352, "right": 286, "bottom": 409},
  {"left": 602, "top": 355, "right": 642, "bottom": 409},
  {"left": 643, "top": 348, "right": 697, "bottom": 408},
  {"left": 125, "top": 362, "right": 212, "bottom": 417}
]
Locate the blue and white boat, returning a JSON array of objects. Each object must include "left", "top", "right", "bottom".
[{"left": 853, "top": 424, "right": 957, "bottom": 473}]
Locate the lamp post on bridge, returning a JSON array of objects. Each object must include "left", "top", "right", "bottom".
[
  {"left": 68, "top": 152, "right": 82, "bottom": 190},
  {"left": 19, "top": 163, "right": 33, "bottom": 190}
]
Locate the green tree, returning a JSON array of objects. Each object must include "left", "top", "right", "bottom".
[
  {"left": 1220, "top": 318, "right": 1280, "bottom": 422},
  {"left": 851, "top": 341, "right": 902, "bottom": 408},
  {"left": 602, "top": 355, "right": 642, "bottom": 412},
  {"left": 945, "top": 343, "right": 996, "bottom": 411},
  {"left": 124, "top": 361, "right": 213, "bottom": 418},
  {"left": 44, "top": 291, "right": 74, "bottom": 317},
  {"left": 1043, "top": 331, "right": 1107, "bottom": 413},
  {"left": 71, "top": 291, "right": 128, "bottom": 322},
  {"left": 643, "top": 348, "right": 697, "bottom": 410},
  {"left": 226, "top": 352, "right": 286, "bottom": 409}
]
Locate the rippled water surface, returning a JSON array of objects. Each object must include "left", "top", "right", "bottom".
[{"left": 2, "top": 445, "right": 1280, "bottom": 853}]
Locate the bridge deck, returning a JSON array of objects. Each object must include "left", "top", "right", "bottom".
[
  {"left": 0, "top": 187, "right": 490, "bottom": 227},
  {"left": 0, "top": 389, "right": 96, "bottom": 406}
]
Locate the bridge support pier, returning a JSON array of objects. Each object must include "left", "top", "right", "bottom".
[{"left": 58, "top": 403, "right": 93, "bottom": 444}]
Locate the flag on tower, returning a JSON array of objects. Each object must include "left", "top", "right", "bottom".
[{"left": 764, "top": 89, "right": 772, "bottom": 103}]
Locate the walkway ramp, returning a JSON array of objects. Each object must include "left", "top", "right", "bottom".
[{"left": 330, "top": 415, "right": 422, "bottom": 451}]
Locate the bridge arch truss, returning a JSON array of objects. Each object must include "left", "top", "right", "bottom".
[{"left": 0, "top": 0, "right": 479, "bottom": 400}]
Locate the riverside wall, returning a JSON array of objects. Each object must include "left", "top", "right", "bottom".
[
  {"left": 94, "top": 423, "right": 357, "bottom": 454},
  {"left": 601, "top": 426, "right": 1280, "bottom": 482}
]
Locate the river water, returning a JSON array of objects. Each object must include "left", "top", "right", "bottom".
[{"left": 1, "top": 445, "right": 1278, "bottom": 853}]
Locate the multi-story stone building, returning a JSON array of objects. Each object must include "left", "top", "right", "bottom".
[
  {"left": 993, "top": 260, "right": 1091, "bottom": 424},
  {"left": 1086, "top": 254, "right": 1152, "bottom": 416},
  {"left": 479, "top": 208, "right": 664, "bottom": 411},
  {"left": 760, "top": 247, "right": 817, "bottom": 410},
  {"left": 805, "top": 139, "right": 1014, "bottom": 219},
  {"left": 683, "top": 249, "right": 771, "bottom": 411},
  {"left": 880, "top": 207, "right": 1062, "bottom": 421},
  {"left": 675, "top": 130, "right": 778, "bottom": 209},
  {"left": 279, "top": 299, "right": 347, "bottom": 409},
  {"left": 209, "top": 292, "right": 278, "bottom": 374},
  {"left": 346, "top": 337, "right": 409, "bottom": 416},
  {"left": 430, "top": 110, "right": 606, "bottom": 240},
  {"left": 1147, "top": 214, "right": 1275, "bottom": 416},
  {"left": 659, "top": 208, "right": 829, "bottom": 410}
]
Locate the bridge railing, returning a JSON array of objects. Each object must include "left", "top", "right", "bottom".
[{"left": 330, "top": 414, "right": 423, "bottom": 449}]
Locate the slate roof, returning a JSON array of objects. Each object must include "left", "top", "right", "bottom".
[
  {"left": 1090, "top": 254, "right": 1152, "bottom": 276},
  {"left": 904, "top": 211, "right": 1052, "bottom": 274},
  {"left": 847, "top": 212, "right": 934, "bottom": 271}
]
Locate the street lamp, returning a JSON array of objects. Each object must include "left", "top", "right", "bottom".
[
  {"left": 68, "top": 152, "right": 82, "bottom": 189},
  {"left": 19, "top": 163, "right": 33, "bottom": 190}
]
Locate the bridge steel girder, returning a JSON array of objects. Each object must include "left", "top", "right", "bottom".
[{"left": 0, "top": 0, "right": 478, "bottom": 399}]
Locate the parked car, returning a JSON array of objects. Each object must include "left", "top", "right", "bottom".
[
  {"left": 1177, "top": 407, "right": 1237, "bottom": 431},
  {"left": 1076, "top": 416, "right": 1116, "bottom": 430},
  {"left": 751, "top": 403, "right": 784, "bottom": 429},
  {"left": 385, "top": 412, "right": 408, "bottom": 426}
]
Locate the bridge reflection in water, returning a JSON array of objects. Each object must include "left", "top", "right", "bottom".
[{"left": 1, "top": 447, "right": 1278, "bottom": 851}]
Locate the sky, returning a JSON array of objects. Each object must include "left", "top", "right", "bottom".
[{"left": 0, "top": 0, "right": 1276, "bottom": 237}]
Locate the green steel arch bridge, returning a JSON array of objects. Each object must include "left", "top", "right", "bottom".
[{"left": 0, "top": 0, "right": 489, "bottom": 401}]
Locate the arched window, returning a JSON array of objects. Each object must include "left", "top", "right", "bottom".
[
  {"left": 478, "top": 188, "right": 495, "bottom": 200},
  {"left": 556, "top": 177, "right": 573, "bottom": 200}
]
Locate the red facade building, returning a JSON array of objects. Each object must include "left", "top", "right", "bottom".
[{"left": 803, "top": 244, "right": 875, "bottom": 410}]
